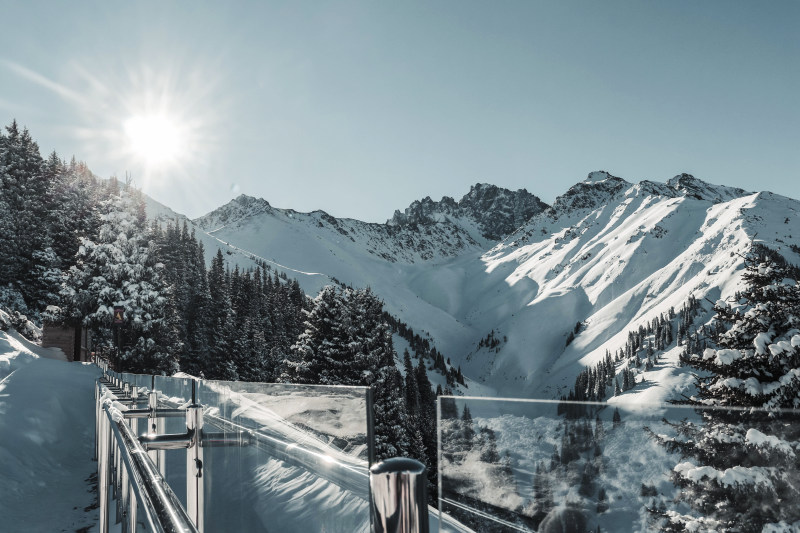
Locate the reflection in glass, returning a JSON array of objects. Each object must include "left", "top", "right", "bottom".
[
  {"left": 107, "top": 373, "right": 374, "bottom": 532},
  {"left": 197, "top": 380, "right": 372, "bottom": 532},
  {"left": 438, "top": 397, "right": 800, "bottom": 532}
]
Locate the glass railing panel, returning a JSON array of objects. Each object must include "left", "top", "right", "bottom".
[
  {"left": 197, "top": 380, "right": 373, "bottom": 532},
  {"left": 154, "top": 374, "right": 194, "bottom": 404},
  {"left": 120, "top": 372, "right": 152, "bottom": 393},
  {"left": 437, "top": 397, "right": 800, "bottom": 533},
  {"left": 151, "top": 375, "right": 195, "bottom": 509}
]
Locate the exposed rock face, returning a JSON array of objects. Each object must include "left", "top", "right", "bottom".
[
  {"left": 548, "top": 171, "right": 630, "bottom": 215},
  {"left": 665, "top": 173, "right": 750, "bottom": 203},
  {"left": 389, "top": 183, "right": 549, "bottom": 240},
  {"left": 195, "top": 194, "right": 275, "bottom": 230},
  {"left": 544, "top": 171, "right": 751, "bottom": 219},
  {"left": 193, "top": 174, "right": 753, "bottom": 267}
]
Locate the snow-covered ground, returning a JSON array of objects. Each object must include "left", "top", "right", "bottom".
[
  {"left": 0, "top": 326, "right": 100, "bottom": 532},
  {"left": 0, "top": 324, "right": 454, "bottom": 532}
]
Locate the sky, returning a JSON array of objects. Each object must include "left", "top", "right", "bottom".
[{"left": 1, "top": 1, "right": 797, "bottom": 222}]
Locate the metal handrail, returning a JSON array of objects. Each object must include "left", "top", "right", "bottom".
[{"left": 102, "top": 400, "right": 199, "bottom": 533}]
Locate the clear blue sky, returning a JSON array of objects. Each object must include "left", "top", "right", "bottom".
[{"left": 1, "top": 1, "right": 797, "bottom": 222}]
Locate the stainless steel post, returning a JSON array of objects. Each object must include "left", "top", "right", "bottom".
[
  {"left": 115, "top": 437, "right": 122, "bottom": 523},
  {"left": 186, "top": 403, "right": 204, "bottom": 531},
  {"left": 94, "top": 381, "right": 100, "bottom": 461},
  {"left": 105, "top": 402, "right": 199, "bottom": 533},
  {"left": 99, "top": 406, "right": 110, "bottom": 533},
  {"left": 119, "top": 390, "right": 129, "bottom": 526},
  {"left": 129, "top": 497, "right": 138, "bottom": 533},
  {"left": 147, "top": 390, "right": 164, "bottom": 473},
  {"left": 370, "top": 458, "right": 429, "bottom": 533},
  {"left": 129, "top": 387, "right": 139, "bottom": 533},
  {"left": 120, "top": 458, "right": 129, "bottom": 530}
]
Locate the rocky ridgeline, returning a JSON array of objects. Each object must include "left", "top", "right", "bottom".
[
  {"left": 388, "top": 183, "right": 549, "bottom": 240},
  {"left": 546, "top": 171, "right": 752, "bottom": 218},
  {"left": 195, "top": 194, "right": 275, "bottom": 230},
  {"left": 546, "top": 171, "right": 630, "bottom": 215},
  {"left": 192, "top": 173, "right": 755, "bottom": 265}
]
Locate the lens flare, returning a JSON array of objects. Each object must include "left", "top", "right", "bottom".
[
  {"left": 2, "top": 53, "right": 228, "bottom": 213},
  {"left": 124, "top": 114, "right": 185, "bottom": 166}
]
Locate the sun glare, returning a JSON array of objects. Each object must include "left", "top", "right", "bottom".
[{"left": 124, "top": 114, "right": 185, "bottom": 167}]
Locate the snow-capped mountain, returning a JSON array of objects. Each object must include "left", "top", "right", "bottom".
[
  {"left": 469, "top": 172, "right": 796, "bottom": 398},
  {"left": 145, "top": 173, "right": 800, "bottom": 401},
  {"left": 193, "top": 183, "right": 547, "bottom": 266}
]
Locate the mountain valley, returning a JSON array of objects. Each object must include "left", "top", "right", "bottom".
[{"left": 146, "top": 171, "right": 800, "bottom": 401}]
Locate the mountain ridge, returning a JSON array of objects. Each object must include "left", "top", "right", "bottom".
[
  {"left": 388, "top": 182, "right": 549, "bottom": 241},
  {"left": 144, "top": 172, "right": 799, "bottom": 402}
]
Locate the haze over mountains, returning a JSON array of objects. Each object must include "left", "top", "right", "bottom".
[{"left": 145, "top": 172, "right": 800, "bottom": 401}]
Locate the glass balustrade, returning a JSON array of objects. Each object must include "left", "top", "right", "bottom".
[
  {"left": 97, "top": 366, "right": 373, "bottom": 533},
  {"left": 437, "top": 396, "right": 800, "bottom": 533},
  {"left": 197, "top": 380, "right": 373, "bottom": 532}
]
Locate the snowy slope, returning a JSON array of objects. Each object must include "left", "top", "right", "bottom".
[
  {"left": 476, "top": 176, "right": 799, "bottom": 399},
  {"left": 143, "top": 193, "right": 263, "bottom": 273},
  {"left": 0, "top": 326, "right": 101, "bottom": 532},
  {"left": 147, "top": 173, "right": 800, "bottom": 402}
]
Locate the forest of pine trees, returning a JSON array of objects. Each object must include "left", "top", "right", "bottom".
[
  {"left": 558, "top": 307, "right": 678, "bottom": 418},
  {"left": 0, "top": 120, "right": 444, "bottom": 498},
  {"left": 553, "top": 244, "right": 800, "bottom": 531}
]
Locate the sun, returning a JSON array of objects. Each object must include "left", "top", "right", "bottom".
[{"left": 124, "top": 114, "right": 185, "bottom": 167}]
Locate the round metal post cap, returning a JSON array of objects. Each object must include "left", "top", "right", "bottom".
[{"left": 370, "top": 457, "right": 425, "bottom": 475}]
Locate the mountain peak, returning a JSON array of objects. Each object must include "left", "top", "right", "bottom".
[
  {"left": 666, "top": 173, "right": 751, "bottom": 203},
  {"left": 390, "top": 183, "right": 548, "bottom": 241},
  {"left": 195, "top": 194, "right": 273, "bottom": 229},
  {"left": 550, "top": 172, "right": 630, "bottom": 214},
  {"left": 232, "top": 193, "right": 271, "bottom": 207},
  {"left": 584, "top": 170, "right": 618, "bottom": 184}
]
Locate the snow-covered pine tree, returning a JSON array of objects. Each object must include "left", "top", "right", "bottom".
[
  {"left": 205, "top": 249, "right": 238, "bottom": 379},
  {"left": 60, "top": 184, "right": 179, "bottom": 374},
  {"left": 346, "top": 287, "right": 413, "bottom": 459},
  {"left": 283, "top": 285, "right": 350, "bottom": 384},
  {"left": 414, "top": 357, "right": 439, "bottom": 498},
  {"left": 282, "top": 285, "right": 412, "bottom": 460},
  {"left": 404, "top": 349, "right": 420, "bottom": 416},
  {"left": 151, "top": 221, "right": 213, "bottom": 376},
  {"left": 0, "top": 121, "right": 50, "bottom": 314},
  {"left": 649, "top": 245, "right": 800, "bottom": 531},
  {"left": 48, "top": 156, "right": 101, "bottom": 271},
  {"left": 372, "top": 361, "right": 411, "bottom": 460}
]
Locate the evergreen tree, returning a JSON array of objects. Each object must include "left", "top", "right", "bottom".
[
  {"left": 404, "top": 349, "right": 420, "bottom": 416},
  {"left": 60, "top": 185, "right": 179, "bottom": 373},
  {"left": 650, "top": 246, "right": 800, "bottom": 531},
  {"left": 207, "top": 249, "right": 236, "bottom": 378},
  {"left": 284, "top": 285, "right": 350, "bottom": 384},
  {"left": 282, "top": 285, "right": 412, "bottom": 460},
  {"left": 0, "top": 121, "right": 49, "bottom": 312}
]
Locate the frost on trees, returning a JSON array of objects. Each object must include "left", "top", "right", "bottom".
[
  {"left": 649, "top": 245, "right": 800, "bottom": 531},
  {"left": 60, "top": 185, "right": 179, "bottom": 374}
]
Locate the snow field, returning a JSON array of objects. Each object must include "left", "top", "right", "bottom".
[{"left": 0, "top": 328, "right": 100, "bottom": 532}]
